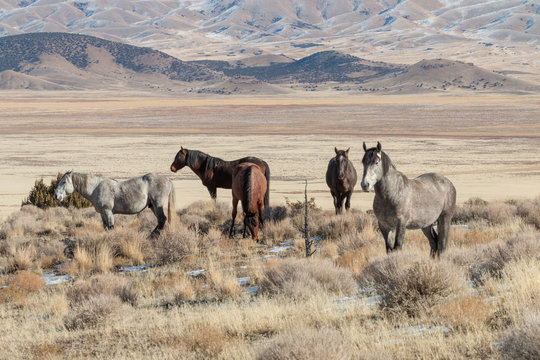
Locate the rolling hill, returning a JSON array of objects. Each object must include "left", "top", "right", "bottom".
[{"left": 0, "top": 32, "right": 535, "bottom": 94}]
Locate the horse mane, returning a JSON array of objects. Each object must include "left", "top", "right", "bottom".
[
  {"left": 185, "top": 149, "right": 226, "bottom": 172},
  {"left": 243, "top": 166, "right": 255, "bottom": 217},
  {"left": 71, "top": 172, "right": 88, "bottom": 193}
]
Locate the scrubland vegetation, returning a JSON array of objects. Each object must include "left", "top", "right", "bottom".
[{"left": 0, "top": 196, "right": 539, "bottom": 359}]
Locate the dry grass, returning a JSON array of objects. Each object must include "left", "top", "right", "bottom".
[
  {"left": 499, "top": 313, "right": 540, "bottom": 360},
  {"left": 261, "top": 257, "right": 357, "bottom": 298},
  {"left": 0, "top": 197, "right": 539, "bottom": 358},
  {"left": 257, "top": 327, "right": 354, "bottom": 360},
  {"left": 64, "top": 294, "right": 124, "bottom": 330},
  {"left": 362, "top": 252, "right": 466, "bottom": 317}
]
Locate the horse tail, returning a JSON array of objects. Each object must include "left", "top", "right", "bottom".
[
  {"left": 167, "top": 182, "right": 176, "bottom": 228},
  {"left": 243, "top": 166, "right": 253, "bottom": 217},
  {"left": 262, "top": 160, "right": 270, "bottom": 209}
]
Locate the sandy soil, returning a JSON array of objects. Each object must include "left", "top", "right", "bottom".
[{"left": 1, "top": 92, "right": 539, "bottom": 221}]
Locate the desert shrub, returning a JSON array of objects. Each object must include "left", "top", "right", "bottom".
[
  {"left": 152, "top": 225, "right": 200, "bottom": 265},
  {"left": 8, "top": 271, "right": 45, "bottom": 292},
  {"left": 454, "top": 198, "right": 519, "bottom": 225},
  {"left": 285, "top": 197, "right": 320, "bottom": 216},
  {"left": 431, "top": 295, "right": 494, "bottom": 332},
  {"left": 22, "top": 173, "right": 91, "bottom": 209},
  {"left": 499, "top": 313, "right": 540, "bottom": 360},
  {"left": 179, "top": 322, "right": 228, "bottom": 358},
  {"left": 257, "top": 327, "right": 354, "bottom": 360},
  {"left": 0, "top": 271, "right": 45, "bottom": 306},
  {"left": 361, "top": 252, "right": 465, "bottom": 317},
  {"left": 453, "top": 197, "right": 489, "bottom": 223},
  {"left": 67, "top": 273, "right": 137, "bottom": 306},
  {"left": 263, "top": 218, "right": 298, "bottom": 244},
  {"left": 514, "top": 197, "right": 540, "bottom": 229},
  {"left": 63, "top": 294, "right": 122, "bottom": 330},
  {"left": 260, "top": 257, "right": 356, "bottom": 298},
  {"left": 268, "top": 205, "right": 287, "bottom": 222},
  {"left": 467, "top": 227, "right": 540, "bottom": 284}
]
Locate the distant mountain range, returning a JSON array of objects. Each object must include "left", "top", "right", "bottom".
[
  {"left": 1, "top": 0, "right": 538, "bottom": 55},
  {"left": 0, "top": 32, "right": 536, "bottom": 94}
]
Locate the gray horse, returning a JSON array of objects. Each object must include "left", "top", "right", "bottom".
[
  {"left": 54, "top": 172, "right": 175, "bottom": 237},
  {"left": 326, "top": 147, "right": 357, "bottom": 214},
  {"left": 360, "top": 142, "right": 456, "bottom": 258}
]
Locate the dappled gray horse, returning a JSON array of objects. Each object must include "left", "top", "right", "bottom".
[
  {"left": 54, "top": 172, "right": 175, "bottom": 237},
  {"left": 326, "top": 147, "right": 357, "bottom": 214},
  {"left": 361, "top": 142, "right": 456, "bottom": 258}
]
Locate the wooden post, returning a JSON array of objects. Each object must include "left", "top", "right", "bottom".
[{"left": 304, "top": 180, "right": 314, "bottom": 257}]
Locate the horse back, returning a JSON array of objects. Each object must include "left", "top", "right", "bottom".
[{"left": 410, "top": 172, "right": 456, "bottom": 215}]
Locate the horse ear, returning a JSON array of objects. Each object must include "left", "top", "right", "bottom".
[
  {"left": 377, "top": 142, "right": 382, "bottom": 152},
  {"left": 334, "top": 147, "right": 338, "bottom": 155},
  {"left": 345, "top": 147, "right": 350, "bottom": 156},
  {"left": 363, "top": 142, "right": 367, "bottom": 152}
]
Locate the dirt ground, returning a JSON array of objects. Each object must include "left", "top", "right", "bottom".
[{"left": 1, "top": 92, "right": 539, "bottom": 220}]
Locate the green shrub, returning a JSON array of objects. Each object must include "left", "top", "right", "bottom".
[{"left": 22, "top": 173, "right": 91, "bottom": 209}]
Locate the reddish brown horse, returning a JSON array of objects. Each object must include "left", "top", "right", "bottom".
[
  {"left": 170, "top": 147, "right": 270, "bottom": 209},
  {"left": 229, "top": 162, "right": 267, "bottom": 242}
]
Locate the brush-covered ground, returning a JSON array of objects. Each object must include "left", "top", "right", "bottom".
[{"left": 1, "top": 197, "right": 539, "bottom": 359}]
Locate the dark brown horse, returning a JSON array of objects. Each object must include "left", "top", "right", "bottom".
[
  {"left": 170, "top": 147, "right": 270, "bottom": 208},
  {"left": 326, "top": 147, "right": 357, "bottom": 214},
  {"left": 229, "top": 162, "right": 267, "bottom": 241}
]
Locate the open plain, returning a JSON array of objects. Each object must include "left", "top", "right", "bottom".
[
  {"left": 1, "top": 92, "right": 540, "bottom": 359},
  {"left": 1, "top": 92, "right": 539, "bottom": 220}
]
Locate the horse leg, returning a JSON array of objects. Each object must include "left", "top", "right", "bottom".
[
  {"left": 151, "top": 203, "right": 167, "bottom": 238},
  {"left": 337, "top": 193, "right": 345, "bottom": 214},
  {"left": 100, "top": 209, "right": 115, "bottom": 230},
  {"left": 331, "top": 191, "right": 339, "bottom": 215},
  {"left": 422, "top": 226, "right": 439, "bottom": 258},
  {"left": 229, "top": 198, "right": 238, "bottom": 238},
  {"left": 436, "top": 214, "right": 452, "bottom": 257},
  {"left": 379, "top": 225, "right": 393, "bottom": 253},
  {"left": 394, "top": 222, "right": 406, "bottom": 251},
  {"left": 345, "top": 191, "right": 352, "bottom": 212},
  {"left": 208, "top": 186, "right": 217, "bottom": 201},
  {"left": 258, "top": 201, "right": 264, "bottom": 229}
]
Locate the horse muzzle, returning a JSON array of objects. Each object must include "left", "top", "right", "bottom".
[{"left": 170, "top": 164, "right": 177, "bottom": 172}]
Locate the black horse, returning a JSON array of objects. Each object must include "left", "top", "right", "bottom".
[
  {"left": 170, "top": 147, "right": 270, "bottom": 209},
  {"left": 326, "top": 147, "right": 357, "bottom": 214}
]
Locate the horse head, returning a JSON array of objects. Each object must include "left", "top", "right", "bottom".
[
  {"left": 170, "top": 146, "right": 188, "bottom": 172},
  {"left": 361, "top": 142, "right": 384, "bottom": 192},
  {"left": 54, "top": 171, "right": 74, "bottom": 201},
  {"left": 334, "top": 147, "right": 350, "bottom": 181}
]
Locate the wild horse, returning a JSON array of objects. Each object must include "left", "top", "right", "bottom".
[
  {"left": 229, "top": 162, "right": 267, "bottom": 241},
  {"left": 170, "top": 147, "right": 270, "bottom": 209},
  {"left": 361, "top": 142, "right": 456, "bottom": 258},
  {"left": 54, "top": 171, "right": 175, "bottom": 237},
  {"left": 326, "top": 147, "right": 357, "bottom": 214}
]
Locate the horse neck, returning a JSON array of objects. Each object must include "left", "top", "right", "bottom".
[
  {"left": 187, "top": 151, "right": 208, "bottom": 178},
  {"left": 375, "top": 160, "right": 408, "bottom": 203},
  {"left": 71, "top": 173, "right": 100, "bottom": 199}
]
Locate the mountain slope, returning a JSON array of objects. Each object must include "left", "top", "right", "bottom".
[
  {"left": 0, "top": 33, "right": 536, "bottom": 94},
  {"left": 0, "top": 32, "right": 221, "bottom": 82}
]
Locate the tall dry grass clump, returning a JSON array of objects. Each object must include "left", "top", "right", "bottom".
[
  {"left": 63, "top": 294, "right": 123, "bottom": 330},
  {"left": 261, "top": 257, "right": 356, "bottom": 298},
  {"left": 152, "top": 225, "right": 200, "bottom": 265},
  {"left": 0, "top": 271, "right": 45, "bottom": 306},
  {"left": 464, "top": 227, "right": 540, "bottom": 284},
  {"left": 257, "top": 327, "right": 354, "bottom": 360},
  {"left": 67, "top": 273, "right": 138, "bottom": 306},
  {"left": 361, "top": 251, "right": 465, "bottom": 317},
  {"left": 499, "top": 313, "right": 540, "bottom": 360}
]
